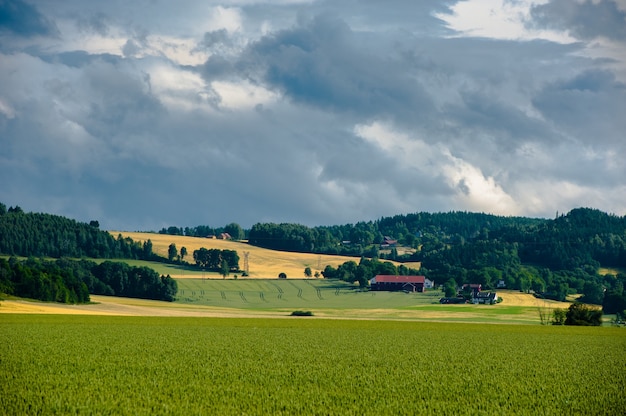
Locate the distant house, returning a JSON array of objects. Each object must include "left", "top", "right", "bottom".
[
  {"left": 462, "top": 283, "right": 482, "bottom": 295},
  {"left": 380, "top": 236, "right": 398, "bottom": 248},
  {"left": 217, "top": 232, "right": 232, "bottom": 240},
  {"left": 371, "top": 275, "right": 426, "bottom": 292},
  {"left": 424, "top": 278, "right": 435, "bottom": 290},
  {"left": 473, "top": 292, "right": 498, "bottom": 304},
  {"left": 497, "top": 280, "right": 506, "bottom": 288}
]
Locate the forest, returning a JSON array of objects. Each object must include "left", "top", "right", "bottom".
[
  {"left": 0, "top": 257, "right": 177, "bottom": 303},
  {"left": 0, "top": 203, "right": 177, "bottom": 303}
]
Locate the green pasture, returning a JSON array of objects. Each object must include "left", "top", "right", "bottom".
[
  {"left": 174, "top": 279, "right": 548, "bottom": 323},
  {"left": 1, "top": 314, "right": 624, "bottom": 415},
  {"left": 176, "top": 278, "right": 441, "bottom": 308}
]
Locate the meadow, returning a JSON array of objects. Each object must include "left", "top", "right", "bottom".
[
  {"left": 174, "top": 279, "right": 561, "bottom": 324},
  {"left": 1, "top": 314, "right": 624, "bottom": 415}
]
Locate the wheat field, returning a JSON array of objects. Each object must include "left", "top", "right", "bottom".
[{"left": 112, "top": 231, "right": 385, "bottom": 279}]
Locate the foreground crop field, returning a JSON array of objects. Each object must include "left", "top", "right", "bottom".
[{"left": 1, "top": 315, "right": 624, "bottom": 415}]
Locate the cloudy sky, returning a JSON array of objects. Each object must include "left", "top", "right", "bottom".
[{"left": 1, "top": 0, "right": 625, "bottom": 231}]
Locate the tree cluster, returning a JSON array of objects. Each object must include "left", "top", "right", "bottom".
[
  {"left": 192, "top": 248, "right": 240, "bottom": 272},
  {"left": 550, "top": 303, "right": 603, "bottom": 326},
  {"left": 0, "top": 257, "right": 177, "bottom": 303},
  {"left": 322, "top": 257, "right": 420, "bottom": 288},
  {"left": 158, "top": 222, "right": 245, "bottom": 240}
]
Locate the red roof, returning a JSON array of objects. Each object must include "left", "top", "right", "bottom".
[{"left": 374, "top": 275, "right": 425, "bottom": 283}]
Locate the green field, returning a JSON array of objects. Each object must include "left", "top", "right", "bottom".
[
  {"left": 176, "top": 278, "right": 441, "bottom": 308},
  {"left": 1, "top": 314, "right": 624, "bottom": 415},
  {"left": 174, "top": 279, "right": 567, "bottom": 324}
]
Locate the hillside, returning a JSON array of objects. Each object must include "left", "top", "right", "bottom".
[{"left": 113, "top": 231, "right": 394, "bottom": 279}]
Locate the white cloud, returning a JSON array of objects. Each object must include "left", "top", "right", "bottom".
[
  {"left": 436, "top": 0, "right": 575, "bottom": 42},
  {"left": 354, "top": 121, "right": 518, "bottom": 215},
  {"left": 206, "top": 6, "right": 243, "bottom": 33},
  {"left": 212, "top": 80, "right": 279, "bottom": 110}
]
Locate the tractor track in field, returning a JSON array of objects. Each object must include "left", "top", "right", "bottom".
[
  {"left": 268, "top": 281, "right": 285, "bottom": 300},
  {"left": 287, "top": 281, "right": 304, "bottom": 299},
  {"left": 304, "top": 280, "right": 324, "bottom": 300}
]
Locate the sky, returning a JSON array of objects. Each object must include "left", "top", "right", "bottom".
[{"left": 1, "top": 0, "right": 625, "bottom": 231}]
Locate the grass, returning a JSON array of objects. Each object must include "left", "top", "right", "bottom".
[
  {"left": 599, "top": 267, "right": 626, "bottom": 276},
  {"left": 1, "top": 314, "right": 624, "bottom": 415},
  {"left": 172, "top": 280, "right": 562, "bottom": 324}
]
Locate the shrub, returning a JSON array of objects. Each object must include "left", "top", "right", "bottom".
[
  {"left": 565, "top": 303, "right": 602, "bottom": 326},
  {"left": 290, "top": 310, "right": 314, "bottom": 316}
]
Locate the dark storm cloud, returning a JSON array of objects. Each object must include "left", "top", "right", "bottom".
[
  {"left": 530, "top": 0, "right": 626, "bottom": 41},
  {"left": 0, "top": 0, "right": 57, "bottom": 36},
  {"left": 532, "top": 69, "right": 626, "bottom": 150},
  {"left": 243, "top": 14, "right": 433, "bottom": 120},
  {"left": 75, "top": 12, "right": 110, "bottom": 36}
]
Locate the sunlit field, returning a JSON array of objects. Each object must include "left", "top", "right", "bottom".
[
  {"left": 1, "top": 284, "right": 576, "bottom": 325},
  {"left": 113, "top": 231, "right": 386, "bottom": 279},
  {"left": 1, "top": 315, "right": 624, "bottom": 415}
]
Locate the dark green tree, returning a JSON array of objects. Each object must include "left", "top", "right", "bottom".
[
  {"left": 220, "top": 259, "right": 229, "bottom": 278},
  {"left": 224, "top": 223, "right": 245, "bottom": 240},
  {"left": 168, "top": 243, "right": 178, "bottom": 262},
  {"left": 603, "top": 290, "right": 626, "bottom": 315},
  {"left": 304, "top": 267, "right": 312, "bottom": 278},
  {"left": 565, "top": 303, "right": 603, "bottom": 326},
  {"left": 552, "top": 308, "right": 566, "bottom": 325}
]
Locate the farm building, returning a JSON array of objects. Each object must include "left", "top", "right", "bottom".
[
  {"left": 462, "top": 283, "right": 482, "bottom": 295},
  {"left": 380, "top": 236, "right": 398, "bottom": 248},
  {"left": 370, "top": 275, "right": 426, "bottom": 292},
  {"left": 473, "top": 292, "right": 499, "bottom": 304}
]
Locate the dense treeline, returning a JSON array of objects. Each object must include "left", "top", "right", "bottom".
[
  {"left": 0, "top": 203, "right": 160, "bottom": 260},
  {"left": 418, "top": 209, "right": 626, "bottom": 301},
  {"left": 248, "top": 213, "right": 545, "bottom": 257},
  {"left": 0, "top": 257, "right": 177, "bottom": 303},
  {"left": 159, "top": 223, "right": 245, "bottom": 240}
]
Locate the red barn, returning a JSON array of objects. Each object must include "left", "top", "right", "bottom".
[{"left": 371, "top": 275, "right": 426, "bottom": 292}]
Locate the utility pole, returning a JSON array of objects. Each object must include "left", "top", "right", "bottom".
[{"left": 244, "top": 251, "right": 250, "bottom": 275}]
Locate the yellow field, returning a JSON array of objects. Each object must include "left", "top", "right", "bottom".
[{"left": 112, "top": 231, "right": 383, "bottom": 279}]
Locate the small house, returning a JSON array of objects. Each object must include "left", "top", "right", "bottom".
[
  {"left": 462, "top": 283, "right": 482, "bottom": 296},
  {"left": 371, "top": 275, "right": 426, "bottom": 292},
  {"left": 380, "top": 236, "right": 398, "bottom": 248},
  {"left": 473, "top": 292, "right": 498, "bottom": 305}
]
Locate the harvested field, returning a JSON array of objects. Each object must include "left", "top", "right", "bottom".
[{"left": 113, "top": 231, "right": 369, "bottom": 279}]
